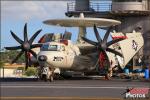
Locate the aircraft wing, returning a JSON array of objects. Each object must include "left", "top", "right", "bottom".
[{"left": 110, "top": 31, "right": 144, "bottom": 69}]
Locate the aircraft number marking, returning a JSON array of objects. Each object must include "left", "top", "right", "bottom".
[
  {"left": 132, "top": 40, "right": 138, "bottom": 51},
  {"left": 53, "top": 56, "right": 64, "bottom": 61},
  {"left": 42, "top": 67, "right": 48, "bottom": 74}
]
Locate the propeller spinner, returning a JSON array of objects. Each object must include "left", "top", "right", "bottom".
[{"left": 5, "top": 23, "right": 42, "bottom": 70}]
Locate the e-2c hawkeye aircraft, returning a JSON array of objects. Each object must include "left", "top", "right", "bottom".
[{"left": 5, "top": 14, "right": 144, "bottom": 81}]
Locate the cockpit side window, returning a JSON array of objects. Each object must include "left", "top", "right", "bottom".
[
  {"left": 41, "top": 44, "right": 59, "bottom": 51},
  {"left": 49, "top": 45, "right": 58, "bottom": 51}
]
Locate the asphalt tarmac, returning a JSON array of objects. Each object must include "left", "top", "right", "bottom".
[{"left": 0, "top": 77, "right": 150, "bottom": 100}]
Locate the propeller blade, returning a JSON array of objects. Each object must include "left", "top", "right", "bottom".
[
  {"left": 82, "top": 37, "right": 98, "bottom": 46},
  {"left": 29, "top": 29, "right": 42, "bottom": 44},
  {"left": 5, "top": 46, "right": 21, "bottom": 50},
  {"left": 11, "top": 51, "right": 24, "bottom": 64},
  {"left": 27, "top": 52, "right": 32, "bottom": 67},
  {"left": 103, "top": 26, "right": 113, "bottom": 44},
  {"left": 29, "top": 49, "right": 37, "bottom": 59},
  {"left": 24, "top": 23, "right": 28, "bottom": 41},
  {"left": 106, "top": 48, "right": 123, "bottom": 57},
  {"left": 94, "top": 24, "right": 102, "bottom": 43},
  {"left": 28, "top": 56, "right": 32, "bottom": 67},
  {"left": 107, "top": 38, "right": 124, "bottom": 47},
  {"left": 10, "top": 31, "right": 23, "bottom": 44},
  {"left": 97, "top": 27, "right": 108, "bottom": 30},
  {"left": 31, "top": 44, "right": 42, "bottom": 49},
  {"left": 25, "top": 51, "right": 29, "bottom": 70}
]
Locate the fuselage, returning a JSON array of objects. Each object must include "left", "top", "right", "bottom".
[
  {"left": 36, "top": 31, "right": 144, "bottom": 72},
  {"left": 37, "top": 40, "right": 98, "bottom": 72},
  {"left": 37, "top": 40, "right": 81, "bottom": 69}
]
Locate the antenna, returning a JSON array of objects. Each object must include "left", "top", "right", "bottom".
[{"left": 79, "top": 13, "right": 84, "bottom": 18}]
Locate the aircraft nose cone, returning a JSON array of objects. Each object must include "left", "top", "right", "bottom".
[
  {"left": 23, "top": 43, "right": 30, "bottom": 51},
  {"left": 101, "top": 43, "right": 107, "bottom": 50},
  {"left": 38, "top": 55, "right": 47, "bottom": 61}
]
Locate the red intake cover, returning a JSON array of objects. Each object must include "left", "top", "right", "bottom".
[
  {"left": 60, "top": 40, "right": 68, "bottom": 45},
  {"left": 112, "top": 36, "right": 127, "bottom": 40},
  {"left": 99, "top": 52, "right": 105, "bottom": 68}
]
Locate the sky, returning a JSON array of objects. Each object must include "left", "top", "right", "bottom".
[{"left": 1, "top": 0, "right": 107, "bottom": 50}]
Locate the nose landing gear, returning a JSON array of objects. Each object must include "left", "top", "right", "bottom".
[{"left": 39, "top": 66, "right": 54, "bottom": 82}]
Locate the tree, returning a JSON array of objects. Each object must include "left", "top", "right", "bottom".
[
  {"left": 25, "top": 67, "right": 38, "bottom": 76},
  {"left": 0, "top": 50, "right": 25, "bottom": 64},
  {"left": 0, "top": 61, "right": 4, "bottom": 68}
]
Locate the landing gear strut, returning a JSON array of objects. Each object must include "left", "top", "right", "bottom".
[{"left": 38, "top": 66, "right": 54, "bottom": 82}]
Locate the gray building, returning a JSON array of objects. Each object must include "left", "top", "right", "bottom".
[{"left": 66, "top": 0, "right": 150, "bottom": 67}]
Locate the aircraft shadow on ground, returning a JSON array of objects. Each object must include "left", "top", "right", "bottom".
[
  {"left": 0, "top": 77, "right": 149, "bottom": 82},
  {"left": 0, "top": 77, "right": 93, "bottom": 82}
]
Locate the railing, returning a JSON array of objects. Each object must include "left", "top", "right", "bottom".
[
  {"left": 90, "top": 3, "right": 112, "bottom": 12},
  {"left": 67, "top": 2, "right": 76, "bottom": 12},
  {"left": 67, "top": 2, "right": 112, "bottom": 12}
]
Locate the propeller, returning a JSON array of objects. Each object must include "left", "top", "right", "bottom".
[
  {"left": 82, "top": 24, "right": 124, "bottom": 69},
  {"left": 5, "top": 23, "right": 42, "bottom": 70}
]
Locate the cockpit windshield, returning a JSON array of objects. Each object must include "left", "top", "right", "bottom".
[{"left": 41, "top": 44, "right": 60, "bottom": 51}]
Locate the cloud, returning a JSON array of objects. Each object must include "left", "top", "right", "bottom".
[{"left": 1, "top": 1, "right": 68, "bottom": 21}]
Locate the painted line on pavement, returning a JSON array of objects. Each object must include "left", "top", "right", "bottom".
[
  {"left": 0, "top": 85, "right": 130, "bottom": 89},
  {"left": 0, "top": 97, "right": 123, "bottom": 100}
]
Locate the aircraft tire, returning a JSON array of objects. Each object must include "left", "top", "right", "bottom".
[
  {"left": 41, "top": 74, "right": 48, "bottom": 82},
  {"left": 105, "top": 73, "right": 111, "bottom": 80},
  {"left": 49, "top": 75, "right": 54, "bottom": 82}
]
